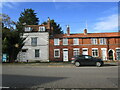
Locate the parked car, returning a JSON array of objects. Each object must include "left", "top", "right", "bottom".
[{"left": 71, "top": 55, "right": 104, "bottom": 67}]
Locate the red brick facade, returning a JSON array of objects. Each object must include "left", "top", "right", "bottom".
[
  {"left": 49, "top": 29, "right": 120, "bottom": 61},
  {"left": 23, "top": 18, "right": 120, "bottom": 62}
]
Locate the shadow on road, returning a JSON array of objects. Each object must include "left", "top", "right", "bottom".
[{"left": 2, "top": 74, "right": 67, "bottom": 89}]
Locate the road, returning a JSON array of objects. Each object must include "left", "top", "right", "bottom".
[{"left": 2, "top": 63, "right": 119, "bottom": 89}]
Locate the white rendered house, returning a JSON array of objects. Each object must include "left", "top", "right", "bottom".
[
  {"left": 17, "top": 32, "right": 49, "bottom": 62},
  {"left": 17, "top": 18, "right": 52, "bottom": 62}
]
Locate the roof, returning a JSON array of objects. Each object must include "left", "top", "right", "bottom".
[{"left": 52, "top": 32, "right": 120, "bottom": 38}]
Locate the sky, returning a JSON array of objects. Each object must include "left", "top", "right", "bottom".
[{"left": 1, "top": 1, "right": 118, "bottom": 33}]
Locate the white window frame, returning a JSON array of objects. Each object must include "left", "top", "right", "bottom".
[
  {"left": 54, "top": 38, "right": 59, "bottom": 45},
  {"left": 116, "top": 48, "right": 120, "bottom": 60},
  {"left": 63, "top": 38, "right": 68, "bottom": 45},
  {"left": 73, "top": 48, "right": 80, "bottom": 56},
  {"left": 73, "top": 38, "right": 79, "bottom": 45},
  {"left": 91, "top": 38, "right": 98, "bottom": 45},
  {"left": 99, "top": 38, "right": 106, "bottom": 45},
  {"left": 31, "top": 37, "right": 37, "bottom": 46},
  {"left": 54, "top": 49, "right": 60, "bottom": 58},
  {"left": 39, "top": 26, "right": 45, "bottom": 31},
  {"left": 35, "top": 49, "right": 40, "bottom": 58},
  {"left": 92, "top": 48, "right": 99, "bottom": 57},
  {"left": 25, "top": 27, "right": 31, "bottom": 31}
]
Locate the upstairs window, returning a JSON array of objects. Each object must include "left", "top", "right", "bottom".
[
  {"left": 31, "top": 37, "right": 37, "bottom": 46},
  {"left": 25, "top": 27, "right": 32, "bottom": 31},
  {"left": 39, "top": 26, "right": 45, "bottom": 31},
  {"left": 73, "top": 38, "right": 79, "bottom": 45},
  {"left": 54, "top": 38, "right": 59, "bottom": 45},
  {"left": 100, "top": 38, "right": 106, "bottom": 45},
  {"left": 63, "top": 38, "right": 68, "bottom": 45},
  {"left": 91, "top": 38, "right": 97, "bottom": 44}
]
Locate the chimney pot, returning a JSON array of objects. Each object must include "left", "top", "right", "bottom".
[
  {"left": 67, "top": 25, "right": 70, "bottom": 35},
  {"left": 84, "top": 29, "right": 87, "bottom": 35}
]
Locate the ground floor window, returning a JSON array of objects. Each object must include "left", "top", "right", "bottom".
[
  {"left": 73, "top": 48, "right": 79, "bottom": 56},
  {"left": 82, "top": 48, "right": 88, "bottom": 55},
  {"left": 54, "top": 49, "right": 60, "bottom": 58},
  {"left": 116, "top": 48, "right": 120, "bottom": 60},
  {"left": 92, "top": 48, "right": 98, "bottom": 57},
  {"left": 35, "top": 49, "right": 40, "bottom": 57}
]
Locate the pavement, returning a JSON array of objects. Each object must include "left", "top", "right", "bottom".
[{"left": 2, "top": 61, "right": 119, "bottom": 67}]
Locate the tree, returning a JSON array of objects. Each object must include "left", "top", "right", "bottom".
[
  {"left": 16, "top": 8, "right": 39, "bottom": 32},
  {"left": 43, "top": 19, "right": 63, "bottom": 34},
  {"left": 0, "top": 13, "right": 16, "bottom": 30},
  {"left": 1, "top": 13, "right": 26, "bottom": 62}
]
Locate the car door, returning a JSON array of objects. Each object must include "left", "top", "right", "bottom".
[
  {"left": 78, "top": 56, "right": 84, "bottom": 65},
  {"left": 84, "top": 56, "right": 93, "bottom": 65}
]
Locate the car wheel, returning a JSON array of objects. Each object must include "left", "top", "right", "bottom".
[
  {"left": 75, "top": 62, "right": 80, "bottom": 67},
  {"left": 96, "top": 62, "right": 101, "bottom": 67}
]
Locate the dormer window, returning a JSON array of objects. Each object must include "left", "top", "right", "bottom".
[
  {"left": 39, "top": 26, "right": 45, "bottom": 31},
  {"left": 25, "top": 27, "right": 32, "bottom": 31}
]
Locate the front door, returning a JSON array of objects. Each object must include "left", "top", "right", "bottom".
[
  {"left": 101, "top": 48, "right": 107, "bottom": 60},
  {"left": 63, "top": 50, "right": 68, "bottom": 61},
  {"left": 109, "top": 50, "right": 113, "bottom": 60},
  {"left": 21, "top": 49, "right": 27, "bottom": 61}
]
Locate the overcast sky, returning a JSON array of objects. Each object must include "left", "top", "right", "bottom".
[{"left": 1, "top": 1, "right": 118, "bottom": 33}]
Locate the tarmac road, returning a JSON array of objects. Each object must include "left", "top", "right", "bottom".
[{"left": 2, "top": 62, "right": 119, "bottom": 89}]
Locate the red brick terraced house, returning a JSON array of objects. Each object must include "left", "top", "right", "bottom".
[{"left": 49, "top": 26, "right": 120, "bottom": 62}]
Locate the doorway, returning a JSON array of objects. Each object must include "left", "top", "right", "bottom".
[
  {"left": 108, "top": 50, "right": 114, "bottom": 60},
  {"left": 101, "top": 48, "right": 107, "bottom": 60},
  {"left": 63, "top": 49, "right": 68, "bottom": 62}
]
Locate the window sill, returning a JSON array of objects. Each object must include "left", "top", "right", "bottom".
[
  {"left": 54, "top": 57, "right": 60, "bottom": 58},
  {"left": 73, "top": 44, "right": 79, "bottom": 45}
]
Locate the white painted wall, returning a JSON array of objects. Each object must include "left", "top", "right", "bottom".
[{"left": 17, "top": 32, "right": 49, "bottom": 62}]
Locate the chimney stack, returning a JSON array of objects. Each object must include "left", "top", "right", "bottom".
[
  {"left": 67, "top": 25, "right": 70, "bottom": 35},
  {"left": 47, "top": 17, "right": 51, "bottom": 30},
  {"left": 84, "top": 29, "right": 87, "bottom": 35}
]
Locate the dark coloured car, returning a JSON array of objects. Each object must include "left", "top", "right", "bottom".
[{"left": 71, "top": 55, "right": 104, "bottom": 67}]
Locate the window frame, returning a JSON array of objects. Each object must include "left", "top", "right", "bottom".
[
  {"left": 92, "top": 48, "right": 99, "bottom": 57},
  {"left": 54, "top": 38, "right": 59, "bottom": 46},
  {"left": 31, "top": 37, "right": 37, "bottom": 46},
  {"left": 91, "top": 38, "right": 98, "bottom": 45},
  {"left": 99, "top": 38, "right": 106, "bottom": 45},
  {"left": 73, "top": 38, "right": 79, "bottom": 45},
  {"left": 63, "top": 38, "right": 68, "bottom": 45},
  {"left": 73, "top": 48, "right": 80, "bottom": 56},
  {"left": 54, "top": 49, "right": 60, "bottom": 58},
  {"left": 35, "top": 49, "right": 40, "bottom": 58},
  {"left": 39, "top": 26, "right": 45, "bottom": 32},
  {"left": 25, "top": 27, "right": 31, "bottom": 31}
]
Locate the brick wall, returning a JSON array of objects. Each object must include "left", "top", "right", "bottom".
[{"left": 49, "top": 37, "right": 120, "bottom": 61}]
